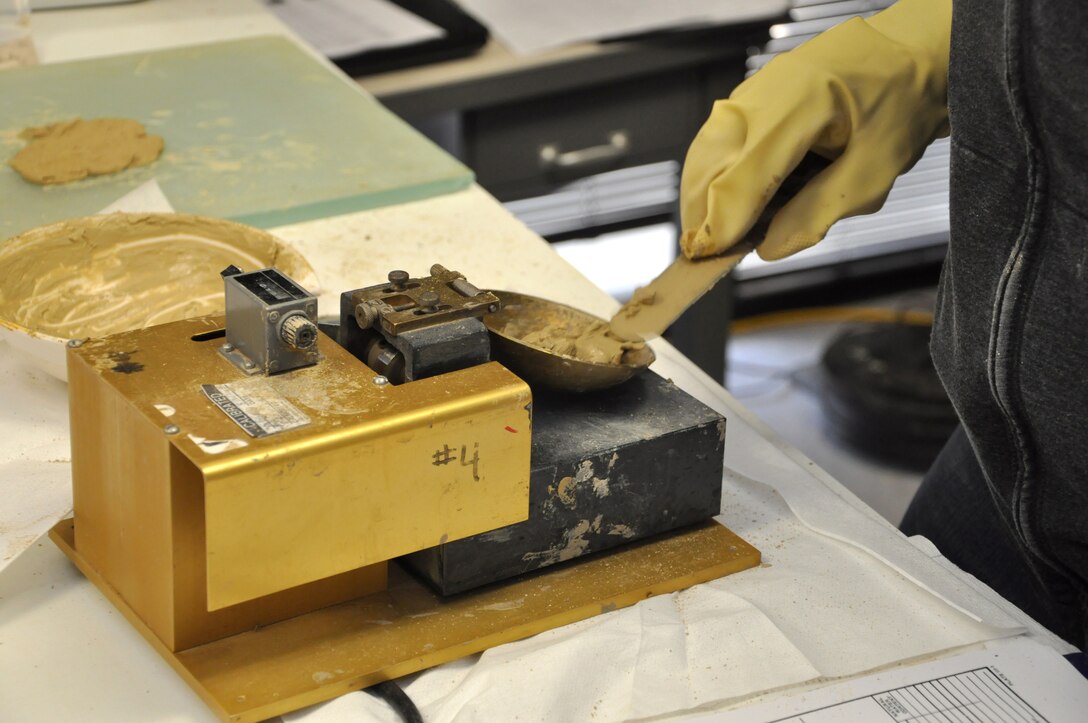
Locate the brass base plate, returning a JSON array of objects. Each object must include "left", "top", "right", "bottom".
[{"left": 50, "top": 518, "right": 759, "bottom": 722}]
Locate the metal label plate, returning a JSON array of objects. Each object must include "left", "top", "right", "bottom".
[{"left": 202, "top": 380, "right": 311, "bottom": 438}]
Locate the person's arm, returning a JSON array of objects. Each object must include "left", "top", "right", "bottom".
[{"left": 679, "top": 0, "right": 951, "bottom": 261}]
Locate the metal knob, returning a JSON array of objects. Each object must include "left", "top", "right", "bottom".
[
  {"left": 354, "top": 300, "right": 382, "bottom": 329},
  {"left": 388, "top": 270, "right": 409, "bottom": 290},
  {"left": 280, "top": 314, "right": 318, "bottom": 350},
  {"left": 418, "top": 291, "right": 440, "bottom": 313}
]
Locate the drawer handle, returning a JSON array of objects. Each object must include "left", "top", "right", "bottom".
[{"left": 539, "top": 130, "right": 630, "bottom": 170}]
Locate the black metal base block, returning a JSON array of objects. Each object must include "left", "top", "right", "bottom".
[{"left": 404, "top": 371, "right": 726, "bottom": 595}]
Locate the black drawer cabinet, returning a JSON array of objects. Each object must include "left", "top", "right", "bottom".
[
  {"left": 467, "top": 68, "right": 707, "bottom": 202},
  {"left": 369, "top": 28, "right": 761, "bottom": 205}
]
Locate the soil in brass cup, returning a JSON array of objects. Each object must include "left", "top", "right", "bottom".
[{"left": 484, "top": 290, "right": 655, "bottom": 393}]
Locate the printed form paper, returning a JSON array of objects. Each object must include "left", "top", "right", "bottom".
[
  {"left": 452, "top": 0, "right": 788, "bottom": 55},
  {"left": 682, "top": 636, "right": 1087, "bottom": 722},
  {"left": 267, "top": 0, "right": 445, "bottom": 59}
]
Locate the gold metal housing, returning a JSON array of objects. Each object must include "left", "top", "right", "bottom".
[{"left": 67, "top": 315, "right": 532, "bottom": 647}]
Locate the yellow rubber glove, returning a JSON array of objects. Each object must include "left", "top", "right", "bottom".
[{"left": 679, "top": 0, "right": 951, "bottom": 261}]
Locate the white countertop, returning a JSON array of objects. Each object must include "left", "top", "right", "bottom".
[
  {"left": 1, "top": 2, "right": 1077, "bottom": 721},
  {"left": 29, "top": 0, "right": 284, "bottom": 64},
  {"left": 1, "top": 184, "right": 1073, "bottom": 722}
]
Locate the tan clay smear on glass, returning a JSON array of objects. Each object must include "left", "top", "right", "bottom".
[{"left": 10, "top": 118, "right": 164, "bottom": 185}]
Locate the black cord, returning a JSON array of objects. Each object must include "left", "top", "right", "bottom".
[
  {"left": 728, "top": 359, "right": 802, "bottom": 375},
  {"left": 727, "top": 359, "right": 817, "bottom": 400},
  {"left": 365, "top": 680, "right": 424, "bottom": 723}
]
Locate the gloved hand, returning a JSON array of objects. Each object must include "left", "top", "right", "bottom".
[{"left": 679, "top": 0, "right": 951, "bottom": 261}]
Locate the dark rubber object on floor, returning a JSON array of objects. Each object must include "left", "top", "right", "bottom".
[{"left": 818, "top": 323, "right": 958, "bottom": 470}]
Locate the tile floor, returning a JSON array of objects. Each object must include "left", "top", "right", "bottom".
[
  {"left": 553, "top": 223, "right": 931, "bottom": 526},
  {"left": 726, "top": 317, "right": 928, "bottom": 526}
]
